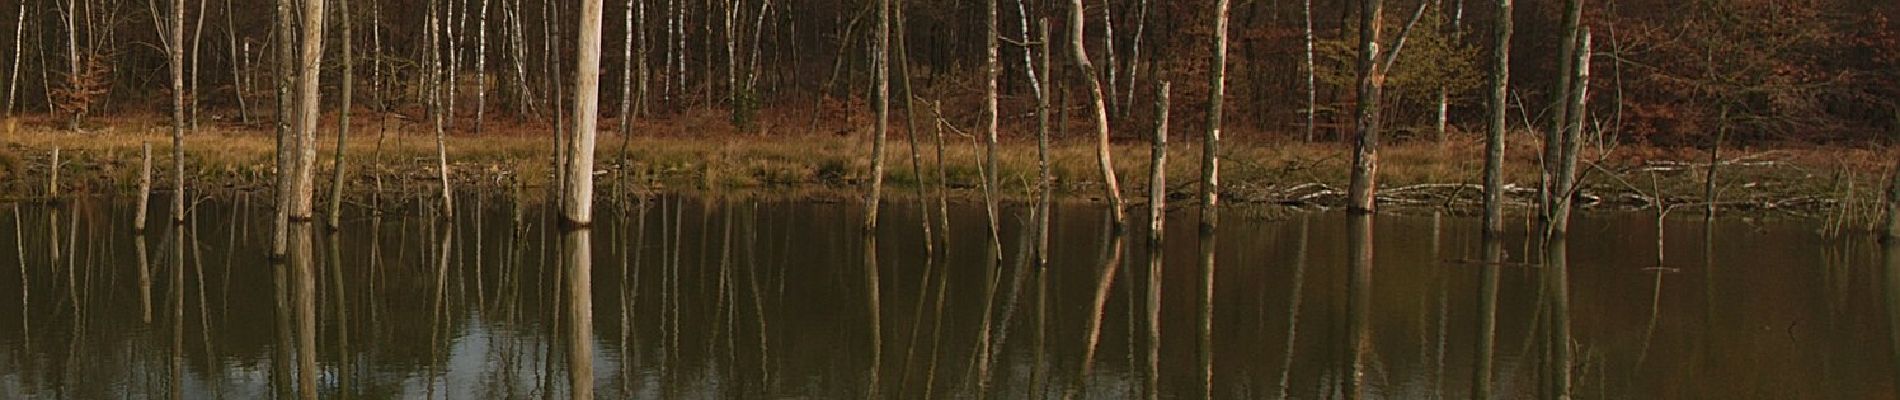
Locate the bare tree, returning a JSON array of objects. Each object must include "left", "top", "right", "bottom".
[
  {"left": 430, "top": 0, "right": 455, "bottom": 218},
  {"left": 4, "top": 0, "right": 23, "bottom": 120},
  {"left": 1301, "top": 0, "right": 1317, "bottom": 142},
  {"left": 981, "top": 0, "right": 1002, "bottom": 254},
  {"left": 329, "top": 0, "right": 356, "bottom": 230},
  {"left": 170, "top": 0, "right": 189, "bottom": 223},
  {"left": 271, "top": 0, "right": 294, "bottom": 257},
  {"left": 1201, "top": 0, "right": 1229, "bottom": 231},
  {"left": 475, "top": 0, "right": 491, "bottom": 134},
  {"left": 563, "top": 0, "right": 606, "bottom": 226},
  {"left": 1346, "top": 0, "right": 1388, "bottom": 213},
  {"left": 1542, "top": 0, "right": 1586, "bottom": 218},
  {"left": 1071, "top": 0, "right": 1125, "bottom": 226},
  {"left": 1482, "top": 0, "right": 1514, "bottom": 234},
  {"left": 1149, "top": 82, "right": 1169, "bottom": 246},
  {"left": 864, "top": 0, "right": 890, "bottom": 233},
  {"left": 291, "top": 0, "right": 327, "bottom": 222},
  {"left": 1346, "top": 1, "right": 1430, "bottom": 213},
  {"left": 1549, "top": 30, "right": 1591, "bottom": 235},
  {"left": 1433, "top": 0, "right": 1463, "bottom": 142}
]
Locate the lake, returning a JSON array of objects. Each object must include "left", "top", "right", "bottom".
[{"left": 0, "top": 195, "right": 1894, "bottom": 399}]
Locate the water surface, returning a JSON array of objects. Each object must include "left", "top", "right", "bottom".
[{"left": 0, "top": 196, "right": 1893, "bottom": 399}]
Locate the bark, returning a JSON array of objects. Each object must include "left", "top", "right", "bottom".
[
  {"left": 1071, "top": 0, "right": 1126, "bottom": 226},
  {"left": 136, "top": 142, "right": 152, "bottom": 231},
  {"left": 1121, "top": 0, "right": 1147, "bottom": 120},
  {"left": 620, "top": 0, "right": 635, "bottom": 143},
  {"left": 170, "top": 0, "right": 188, "bottom": 223},
  {"left": 46, "top": 148, "right": 57, "bottom": 199},
  {"left": 563, "top": 0, "right": 606, "bottom": 226},
  {"left": 981, "top": 0, "right": 1002, "bottom": 256},
  {"left": 329, "top": 0, "right": 355, "bottom": 230},
  {"left": 1347, "top": 0, "right": 1387, "bottom": 213},
  {"left": 475, "top": 0, "right": 490, "bottom": 134},
  {"left": 1149, "top": 81, "right": 1169, "bottom": 247},
  {"left": 1543, "top": 0, "right": 1586, "bottom": 218},
  {"left": 1550, "top": 30, "right": 1590, "bottom": 235},
  {"left": 271, "top": 0, "right": 293, "bottom": 256},
  {"left": 864, "top": 0, "right": 889, "bottom": 233},
  {"left": 1201, "top": 0, "right": 1229, "bottom": 231},
  {"left": 1483, "top": 0, "right": 1513, "bottom": 234},
  {"left": 291, "top": 0, "right": 326, "bottom": 221},
  {"left": 431, "top": 0, "right": 455, "bottom": 218},
  {"left": 4, "top": 1, "right": 24, "bottom": 118},
  {"left": 188, "top": 0, "right": 206, "bottom": 131},
  {"left": 1301, "top": 0, "right": 1316, "bottom": 142}
]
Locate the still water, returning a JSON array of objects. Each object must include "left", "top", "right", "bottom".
[{"left": 0, "top": 195, "right": 1894, "bottom": 399}]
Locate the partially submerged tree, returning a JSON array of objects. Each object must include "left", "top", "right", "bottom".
[
  {"left": 1482, "top": 0, "right": 1513, "bottom": 234},
  {"left": 1071, "top": 0, "right": 1125, "bottom": 226},
  {"left": 1201, "top": 0, "right": 1230, "bottom": 231},
  {"left": 561, "top": 0, "right": 606, "bottom": 227}
]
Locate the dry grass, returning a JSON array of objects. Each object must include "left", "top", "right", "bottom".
[{"left": 0, "top": 113, "right": 1889, "bottom": 225}]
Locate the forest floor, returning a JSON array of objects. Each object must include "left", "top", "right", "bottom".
[{"left": 0, "top": 113, "right": 1893, "bottom": 230}]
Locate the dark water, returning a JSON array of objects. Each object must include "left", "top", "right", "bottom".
[{"left": 0, "top": 195, "right": 1895, "bottom": 399}]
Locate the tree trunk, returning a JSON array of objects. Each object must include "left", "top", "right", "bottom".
[
  {"left": 170, "top": 0, "right": 187, "bottom": 223},
  {"left": 291, "top": 0, "right": 326, "bottom": 222},
  {"left": 329, "top": 0, "right": 355, "bottom": 230},
  {"left": 620, "top": 0, "right": 636, "bottom": 143},
  {"left": 431, "top": 0, "right": 456, "bottom": 218},
  {"left": 188, "top": 0, "right": 207, "bottom": 131},
  {"left": 136, "top": 142, "right": 152, "bottom": 231},
  {"left": 475, "top": 0, "right": 490, "bottom": 134},
  {"left": 1071, "top": 0, "right": 1125, "bottom": 227},
  {"left": 1149, "top": 82, "right": 1169, "bottom": 247},
  {"left": 1482, "top": 0, "right": 1513, "bottom": 235},
  {"left": 1301, "top": 0, "right": 1316, "bottom": 142},
  {"left": 980, "top": 0, "right": 1003, "bottom": 255},
  {"left": 223, "top": 0, "right": 247, "bottom": 123},
  {"left": 4, "top": 1, "right": 24, "bottom": 119},
  {"left": 1543, "top": 0, "right": 1585, "bottom": 219},
  {"left": 563, "top": 0, "right": 605, "bottom": 226},
  {"left": 1122, "top": 0, "right": 1147, "bottom": 120},
  {"left": 46, "top": 148, "right": 57, "bottom": 199},
  {"left": 864, "top": 0, "right": 889, "bottom": 233},
  {"left": 1434, "top": 0, "right": 1463, "bottom": 142},
  {"left": 271, "top": 0, "right": 295, "bottom": 256},
  {"left": 1550, "top": 30, "right": 1590, "bottom": 235},
  {"left": 1201, "top": 0, "right": 1229, "bottom": 231},
  {"left": 1347, "top": 0, "right": 1387, "bottom": 213}
]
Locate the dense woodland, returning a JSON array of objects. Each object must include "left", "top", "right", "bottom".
[{"left": 0, "top": 0, "right": 1895, "bottom": 145}]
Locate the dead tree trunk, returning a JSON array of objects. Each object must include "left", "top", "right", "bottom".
[
  {"left": 271, "top": 0, "right": 295, "bottom": 256},
  {"left": 329, "top": 0, "right": 355, "bottom": 230},
  {"left": 1482, "top": 0, "right": 1513, "bottom": 234},
  {"left": 1549, "top": 29, "right": 1590, "bottom": 235},
  {"left": 1542, "top": 0, "right": 1586, "bottom": 219},
  {"left": 562, "top": 0, "right": 606, "bottom": 226},
  {"left": 136, "top": 142, "right": 152, "bottom": 231},
  {"left": 1347, "top": 0, "right": 1387, "bottom": 213},
  {"left": 1149, "top": 82, "right": 1169, "bottom": 247},
  {"left": 1071, "top": 0, "right": 1125, "bottom": 227},
  {"left": 291, "top": 0, "right": 326, "bottom": 222},
  {"left": 4, "top": 0, "right": 24, "bottom": 120},
  {"left": 1201, "top": 0, "right": 1229, "bottom": 232},
  {"left": 475, "top": 0, "right": 491, "bottom": 134},
  {"left": 432, "top": 0, "right": 455, "bottom": 218},
  {"left": 188, "top": 0, "right": 207, "bottom": 131},
  {"left": 1301, "top": 0, "right": 1317, "bottom": 142},
  {"left": 169, "top": 0, "right": 188, "bottom": 223},
  {"left": 864, "top": 0, "right": 890, "bottom": 233},
  {"left": 981, "top": 0, "right": 1003, "bottom": 255}
]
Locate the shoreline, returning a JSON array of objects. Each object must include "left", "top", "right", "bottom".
[{"left": 0, "top": 125, "right": 1890, "bottom": 228}]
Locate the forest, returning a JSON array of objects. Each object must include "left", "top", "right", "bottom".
[{"left": 0, "top": 0, "right": 1895, "bottom": 144}]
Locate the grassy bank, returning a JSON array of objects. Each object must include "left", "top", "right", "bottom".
[{"left": 0, "top": 121, "right": 1892, "bottom": 227}]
